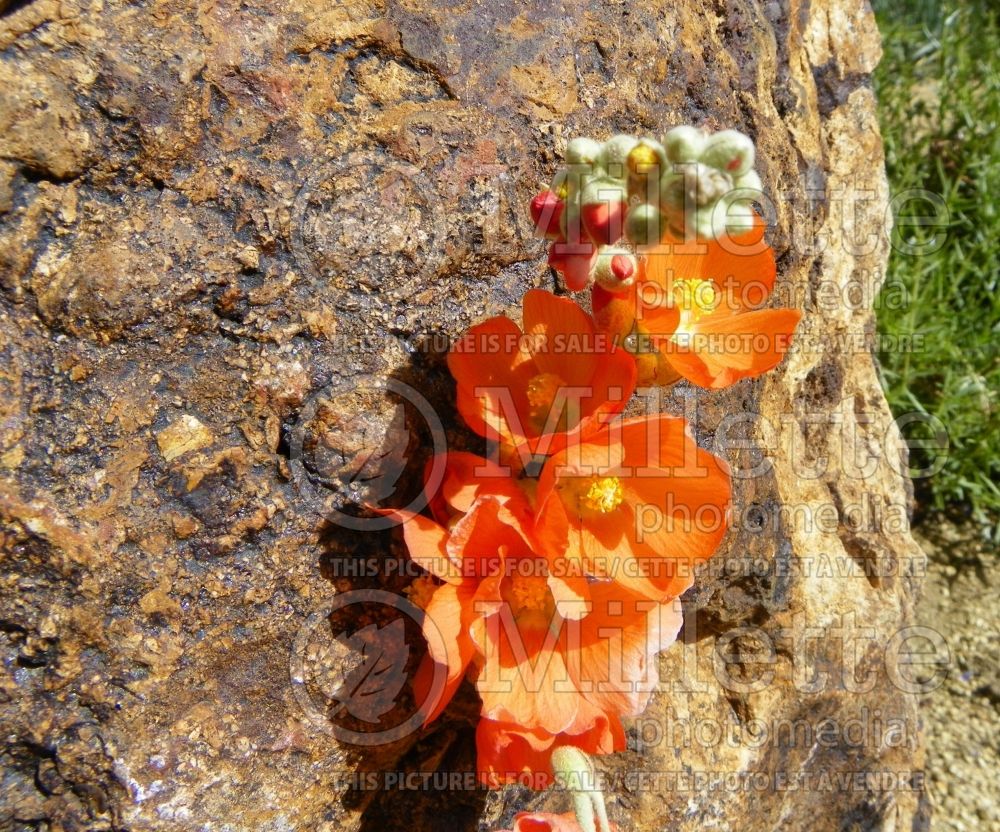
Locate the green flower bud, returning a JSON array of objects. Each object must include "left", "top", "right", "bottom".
[
  {"left": 732, "top": 168, "right": 763, "bottom": 199},
  {"left": 663, "top": 125, "right": 707, "bottom": 163},
  {"left": 566, "top": 137, "right": 604, "bottom": 168},
  {"left": 700, "top": 129, "right": 755, "bottom": 176},
  {"left": 599, "top": 134, "right": 639, "bottom": 179},
  {"left": 625, "top": 202, "right": 667, "bottom": 246},
  {"left": 720, "top": 199, "right": 755, "bottom": 234},
  {"left": 659, "top": 163, "right": 733, "bottom": 209}
]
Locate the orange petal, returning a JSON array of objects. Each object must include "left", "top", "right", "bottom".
[
  {"left": 390, "top": 509, "right": 462, "bottom": 583},
  {"left": 700, "top": 215, "right": 775, "bottom": 312},
  {"left": 669, "top": 307, "right": 802, "bottom": 389},
  {"left": 415, "top": 582, "right": 477, "bottom": 723},
  {"left": 477, "top": 616, "right": 580, "bottom": 735},
  {"left": 581, "top": 341, "right": 637, "bottom": 422},
  {"left": 446, "top": 497, "right": 535, "bottom": 578},
  {"left": 569, "top": 588, "right": 684, "bottom": 716},
  {"left": 521, "top": 289, "right": 600, "bottom": 387},
  {"left": 448, "top": 316, "right": 536, "bottom": 443},
  {"left": 476, "top": 707, "right": 624, "bottom": 788}
]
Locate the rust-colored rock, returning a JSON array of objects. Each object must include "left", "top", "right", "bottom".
[{"left": 0, "top": 1, "right": 927, "bottom": 831}]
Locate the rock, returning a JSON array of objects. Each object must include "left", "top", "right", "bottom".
[
  {"left": 0, "top": 1, "right": 927, "bottom": 831},
  {"left": 156, "top": 415, "right": 215, "bottom": 463}
]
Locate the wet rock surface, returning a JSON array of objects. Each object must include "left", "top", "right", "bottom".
[{"left": 0, "top": 1, "right": 927, "bottom": 830}]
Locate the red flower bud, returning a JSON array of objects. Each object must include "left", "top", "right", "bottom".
[
  {"left": 530, "top": 190, "right": 564, "bottom": 239},
  {"left": 549, "top": 239, "right": 597, "bottom": 292},
  {"left": 581, "top": 201, "right": 626, "bottom": 245},
  {"left": 580, "top": 178, "right": 628, "bottom": 245},
  {"left": 563, "top": 250, "right": 596, "bottom": 291},
  {"left": 611, "top": 254, "right": 634, "bottom": 282}
]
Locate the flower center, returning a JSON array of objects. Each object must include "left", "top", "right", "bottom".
[
  {"left": 673, "top": 278, "right": 718, "bottom": 323},
  {"left": 508, "top": 572, "right": 549, "bottom": 614},
  {"left": 503, "top": 570, "right": 556, "bottom": 630},
  {"left": 526, "top": 372, "right": 564, "bottom": 409},
  {"left": 579, "top": 476, "right": 625, "bottom": 514},
  {"left": 525, "top": 371, "right": 569, "bottom": 430}
]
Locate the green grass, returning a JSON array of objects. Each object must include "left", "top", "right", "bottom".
[{"left": 872, "top": 0, "right": 1000, "bottom": 528}]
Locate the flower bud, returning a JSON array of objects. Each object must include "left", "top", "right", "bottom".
[
  {"left": 663, "top": 125, "right": 707, "bottom": 163},
  {"left": 566, "top": 137, "right": 603, "bottom": 168},
  {"left": 530, "top": 190, "right": 565, "bottom": 239},
  {"left": 626, "top": 139, "right": 667, "bottom": 200},
  {"left": 625, "top": 203, "right": 666, "bottom": 246},
  {"left": 579, "top": 177, "right": 628, "bottom": 245},
  {"left": 731, "top": 169, "right": 764, "bottom": 201},
  {"left": 598, "top": 134, "right": 639, "bottom": 179},
  {"left": 548, "top": 240, "right": 596, "bottom": 292},
  {"left": 700, "top": 129, "right": 755, "bottom": 176},
  {"left": 720, "top": 199, "right": 754, "bottom": 234},
  {"left": 660, "top": 164, "right": 732, "bottom": 209},
  {"left": 591, "top": 246, "right": 637, "bottom": 293}
]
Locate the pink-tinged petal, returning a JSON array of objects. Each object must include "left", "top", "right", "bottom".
[
  {"left": 477, "top": 619, "right": 580, "bottom": 736},
  {"left": 568, "top": 588, "right": 684, "bottom": 716},
  {"left": 373, "top": 507, "right": 462, "bottom": 583}
]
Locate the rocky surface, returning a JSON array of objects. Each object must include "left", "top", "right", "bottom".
[{"left": 0, "top": 1, "right": 929, "bottom": 830}]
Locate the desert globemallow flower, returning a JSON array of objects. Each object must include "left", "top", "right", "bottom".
[
  {"left": 593, "top": 216, "right": 801, "bottom": 388},
  {"left": 534, "top": 415, "right": 731, "bottom": 601},
  {"left": 448, "top": 289, "right": 636, "bottom": 454}
]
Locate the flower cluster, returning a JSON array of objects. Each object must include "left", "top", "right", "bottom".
[
  {"left": 392, "top": 128, "right": 800, "bottom": 795},
  {"left": 533, "top": 127, "right": 765, "bottom": 294}
]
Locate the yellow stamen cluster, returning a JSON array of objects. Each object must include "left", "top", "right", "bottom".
[
  {"left": 580, "top": 476, "right": 625, "bottom": 514},
  {"left": 404, "top": 575, "right": 437, "bottom": 611},
  {"left": 526, "top": 372, "right": 565, "bottom": 413},
  {"left": 508, "top": 573, "right": 551, "bottom": 615},
  {"left": 673, "top": 278, "right": 718, "bottom": 323}
]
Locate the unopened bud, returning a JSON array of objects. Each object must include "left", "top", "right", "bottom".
[
  {"left": 530, "top": 190, "right": 565, "bottom": 238},
  {"left": 592, "top": 247, "right": 637, "bottom": 292},
  {"left": 660, "top": 164, "right": 732, "bottom": 209},
  {"left": 663, "top": 125, "right": 707, "bottom": 163},
  {"left": 566, "top": 137, "right": 604, "bottom": 168},
  {"left": 700, "top": 129, "right": 755, "bottom": 176},
  {"left": 627, "top": 140, "right": 666, "bottom": 176},
  {"left": 580, "top": 177, "right": 628, "bottom": 245},
  {"left": 627, "top": 139, "right": 667, "bottom": 201},
  {"left": 625, "top": 203, "right": 666, "bottom": 247},
  {"left": 599, "top": 134, "right": 639, "bottom": 179},
  {"left": 549, "top": 241, "right": 597, "bottom": 292}
]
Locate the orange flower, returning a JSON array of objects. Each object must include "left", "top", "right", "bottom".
[
  {"left": 394, "top": 466, "right": 684, "bottom": 781},
  {"left": 593, "top": 217, "right": 801, "bottom": 388},
  {"left": 477, "top": 710, "right": 622, "bottom": 789},
  {"left": 534, "top": 415, "right": 731, "bottom": 601},
  {"left": 449, "top": 289, "right": 636, "bottom": 453}
]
